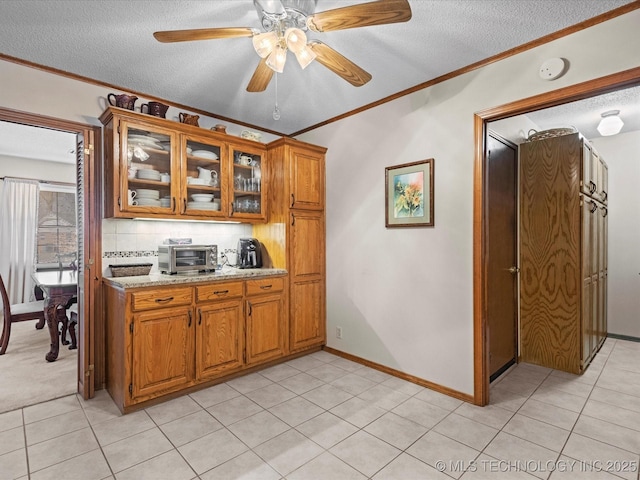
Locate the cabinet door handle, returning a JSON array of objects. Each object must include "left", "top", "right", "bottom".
[
  {"left": 290, "top": 194, "right": 295, "bottom": 207},
  {"left": 230, "top": 202, "right": 234, "bottom": 216},
  {"left": 214, "top": 289, "right": 229, "bottom": 296},
  {"left": 602, "top": 208, "right": 608, "bottom": 217},
  {"left": 589, "top": 181, "right": 597, "bottom": 193},
  {"left": 188, "top": 310, "right": 192, "bottom": 327},
  {"left": 172, "top": 197, "right": 176, "bottom": 212},
  {"left": 601, "top": 191, "right": 608, "bottom": 202},
  {"left": 198, "top": 308, "right": 202, "bottom": 325},
  {"left": 260, "top": 284, "right": 272, "bottom": 290},
  {"left": 590, "top": 202, "right": 598, "bottom": 213},
  {"left": 247, "top": 301, "right": 252, "bottom": 316},
  {"left": 155, "top": 297, "right": 174, "bottom": 304},
  {"left": 291, "top": 213, "right": 295, "bottom": 226},
  {"left": 182, "top": 198, "right": 187, "bottom": 214}
]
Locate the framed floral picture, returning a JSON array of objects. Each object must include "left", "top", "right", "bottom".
[{"left": 385, "top": 159, "right": 434, "bottom": 227}]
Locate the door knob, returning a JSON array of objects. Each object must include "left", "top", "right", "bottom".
[{"left": 507, "top": 266, "right": 520, "bottom": 274}]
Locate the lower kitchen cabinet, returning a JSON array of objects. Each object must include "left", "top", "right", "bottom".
[
  {"left": 246, "top": 276, "right": 287, "bottom": 364},
  {"left": 196, "top": 299, "right": 244, "bottom": 380},
  {"left": 104, "top": 274, "right": 288, "bottom": 413},
  {"left": 132, "top": 306, "right": 193, "bottom": 399},
  {"left": 290, "top": 279, "right": 325, "bottom": 351}
]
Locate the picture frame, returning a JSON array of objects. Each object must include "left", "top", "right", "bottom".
[{"left": 385, "top": 158, "right": 434, "bottom": 228}]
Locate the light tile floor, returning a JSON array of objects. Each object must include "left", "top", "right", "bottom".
[{"left": 2, "top": 338, "right": 640, "bottom": 479}]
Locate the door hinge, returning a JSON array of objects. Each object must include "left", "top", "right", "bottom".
[
  {"left": 129, "top": 384, "right": 133, "bottom": 395},
  {"left": 84, "top": 364, "right": 94, "bottom": 377},
  {"left": 83, "top": 144, "right": 94, "bottom": 156}
]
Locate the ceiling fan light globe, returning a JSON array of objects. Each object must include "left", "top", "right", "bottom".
[
  {"left": 294, "top": 46, "right": 316, "bottom": 69},
  {"left": 285, "top": 27, "right": 307, "bottom": 53},
  {"left": 266, "top": 44, "right": 287, "bottom": 73},
  {"left": 252, "top": 31, "right": 278, "bottom": 58}
]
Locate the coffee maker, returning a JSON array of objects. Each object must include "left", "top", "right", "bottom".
[{"left": 237, "top": 238, "right": 263, "bottom": 268}]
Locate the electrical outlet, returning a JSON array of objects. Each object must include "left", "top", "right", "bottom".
[{"left": 336, "top": 327, "right": 342, "bottom": 339}]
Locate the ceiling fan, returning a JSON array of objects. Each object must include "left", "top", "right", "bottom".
[{"left": 153, "top": 0, "right": 412, "bottom": 92}]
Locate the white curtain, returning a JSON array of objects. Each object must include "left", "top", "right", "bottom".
[{"left": 0, "top": 178, "right": 40, "bottom": 304}]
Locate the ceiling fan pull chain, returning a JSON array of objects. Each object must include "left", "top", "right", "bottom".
[{"left": 273, "top": 73, "right": 281, "bottom": 120}]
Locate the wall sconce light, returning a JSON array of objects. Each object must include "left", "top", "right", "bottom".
[{"left": 597, "top": 110, "right": 624, "bottom": 136}]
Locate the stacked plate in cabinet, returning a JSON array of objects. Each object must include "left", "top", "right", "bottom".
[
  {"left": 137, "top": 169, "right": 161, "bottom": 181},
  {"left": 128, "top": 135, "right": 164, "bottom": 150},
  {"left": 135, "top": 189, "right": 160, "bottom": 207},
  {"left": 188, "top": 194, "right": 220, "bottom": 211},
  {"left": 191, "top": 150, "right": 218, "bottom": 160}
]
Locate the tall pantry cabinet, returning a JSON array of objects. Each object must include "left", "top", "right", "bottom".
[
  {"left": 254, "top": 138, "right": 327, "bottom": 353},
  {"left": 519, "top": 132, "right": 608, "bottom": 374}
]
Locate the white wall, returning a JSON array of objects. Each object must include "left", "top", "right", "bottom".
[
  {"left": 298, "top": 10, "right": 640, "bottom": 395},
  {"left": 0, "top": 155, "right": 76, "bottom": 184},
  {"left": 591, "top": 131, "right": 640, "bottom": 338}
]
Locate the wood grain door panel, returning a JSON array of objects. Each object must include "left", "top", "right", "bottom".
[
  {"left": 290, "top": 149, "right": 324, "bottom": 210},
  {"left": 520, "top": 134, "right": 582, "bottom": 374},
  {"left": 132, "top": 307, "right": 193, "bottom": 399},
  {"left": 196, "top": 300, "right": 243, "bottom": 380},
  {"left": 486, "top": 134, "right": 517, "bottom": 379},
  {"left": 246, "top": 294, "right": 285, "bottom": 364},
  {"left": 290, "top": 279, "right": 324, "bottom": 351},
  {"left": 291, "top": 211, "right": 324, "bottom": 279}
]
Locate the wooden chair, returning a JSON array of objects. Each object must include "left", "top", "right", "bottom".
[
  {"left": 0, "top": 274, "right": 46, "bottom": 355},
  {"left": 68, "top": 304, "right": 78, "bottom": 350}
]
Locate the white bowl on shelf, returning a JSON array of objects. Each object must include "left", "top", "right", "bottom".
[{"left": 191, "top": 193, "right": 214, "bottom": 202}]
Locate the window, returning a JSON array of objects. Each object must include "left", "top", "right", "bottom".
[{"left": 36, "top": 184, "right": 77, "bottom": 269}]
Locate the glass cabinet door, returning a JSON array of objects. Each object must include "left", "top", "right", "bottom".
[
  {"left": 230, "top": 146, "right": 266, "bottom": 220},
  {"left": 121, "top": 122, "right": 178, "bottom": 214},
  {"left": 182, "top": 136, "right": 225, "bottom": 217}
]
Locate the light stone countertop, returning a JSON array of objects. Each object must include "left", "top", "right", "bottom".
[{"left": 103, "top": 267, "right": 287, "bottom": 289}]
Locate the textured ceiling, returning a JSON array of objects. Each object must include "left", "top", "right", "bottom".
[{"left": 0, "top": 0, "right": 633, "bottom": 135}]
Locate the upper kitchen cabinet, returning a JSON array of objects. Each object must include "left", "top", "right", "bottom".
[
  {"left": 288, "top": 143, "right": 325, "bottom": 211},
  {"left": 101, "top": 109, "right": 179, "bottom": 217},
  {"left": 229, "top": 144, "right": 267, "bottom": 221},
  {"left": 100, "top": 107, "right": 267, "bottom": 223},
  {"left": 181, "top": 132, "right": 227, "bottom": 219}
]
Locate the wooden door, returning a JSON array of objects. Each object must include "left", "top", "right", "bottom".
[
  {"left": 290, "top": 279, "right": 325, "bottom": 351},
  {"left": 520, "top": 133, "right": 582, "bottom": 374},
  {"left": 581, "top": 199, "right": 593, "bottom": 364},
  {"left": 196, "top": 300, "right": 243, "bottom": 380},
  {"left": 486, "top": 133, "right": 518, "bottom": 381},
  {"left": 246, "top": 294, "right": 285, "bottom": 364},
  {"left": 131, "top": 307, "right": 193, "bottom": 400},
  {"left": 289, "top": 147, "right": 324, "bottom": 210},
  {"left": 290, "top": 211, "right": 325, "bottom": 279}
]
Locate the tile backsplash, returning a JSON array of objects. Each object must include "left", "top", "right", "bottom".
[{"left": 102, "top": 218, "right": 252, "bottom": 276}]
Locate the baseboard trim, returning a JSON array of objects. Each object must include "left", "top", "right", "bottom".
[
  {"left": 607, "top": 333, "right": 640, "bottom": 343},
  {"left": 323, "top": 346, "right": 474, "bottom": 404}
]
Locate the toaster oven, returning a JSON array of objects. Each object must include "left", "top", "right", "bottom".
[{"left": 158, "top": 244, "right": 217, "bottom": 274}]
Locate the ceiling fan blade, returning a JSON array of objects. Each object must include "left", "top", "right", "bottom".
[
  {"left": 307, "top": 0, "right": 411, "bottom": 32},
  {"left": 247, "top": 57, "right": 274, "bottom": 92},
  {"left": 308, "top": 41, "right": 372, "bottom": 87},
  {"left": 153, "top": 27, "right": 256, "bottom": 43},
  {"left": 253, "top": 0, "right": 285, "bottom": 15}
]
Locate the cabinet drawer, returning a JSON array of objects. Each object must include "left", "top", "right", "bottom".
[
  {"left": 246, "top": 277, "right": 285, "bottom": 296},
  {"left": 197, "top": 282, "right": 243, "bottom": 302},
  {"left": 131, "top": 287, "right": 193, "bottom": 311}
]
